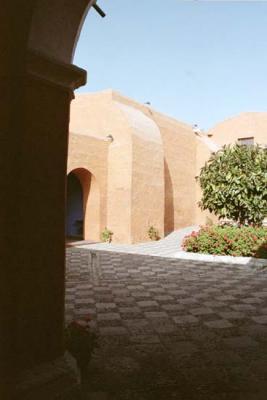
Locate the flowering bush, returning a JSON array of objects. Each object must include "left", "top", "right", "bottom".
[
  {"left": 65, "top": 315, "right": 98, "bottom": 377},
  {"left": 182, "top": 225, "right": 267, "bottom": 258}
]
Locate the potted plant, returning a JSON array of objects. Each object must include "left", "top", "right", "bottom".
[
  {"left": 148, "top": 226, "right": 160, "bottom": 241},
  {"left": 101, "top": 227, "right": 113, "bottom": 243},
  {"left": 65, "top": 316, "right": 98, "bottom": 384}
]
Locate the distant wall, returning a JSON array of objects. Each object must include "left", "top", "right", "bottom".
[
  {"left": 151, "top": 114, "right": 197, "bottom": 234},
  {"left": 112, "top": 91, "right": 198, "bottom": 236},
  {"left": 67, "top": 134, "right": 109, "bottom": 240},
  {"left": 208, "top": 113, "right": 267, "bottom": 146},
  {"left": 69, "top": 92, "right": 165, "bottom": 244},
  {"left": 68, "top": 92, "right": 267, "bottom": 244}
]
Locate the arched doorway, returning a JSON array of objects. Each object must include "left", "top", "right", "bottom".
[
  {"left": 66, "top": 172, "right": 84, "bottom": 239},
  {"left": 66, "top": 167, "right": 100, "bottom": 241}
]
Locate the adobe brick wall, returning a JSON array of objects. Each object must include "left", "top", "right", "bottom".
[
  {"left": 67, "top": 134, "right": 109, "bottom": 241},
  {"left": 69, "top": 91, "right": 164, "bottom": 243},
  {"left": 112, "top": 91, "right": 197, "bottom": 235},
  {"left": 207, "top": 112, "right": 267, "bottom": 146},
  {"left": 68, "top": 91, "right": 267, "bottom": 244},
  {"left": 151, "top": 113, "right": 197, "bottom": 234}
]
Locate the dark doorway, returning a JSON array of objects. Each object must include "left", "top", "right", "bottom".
[{"left": 66, "top": 172, "right": 83, "bottom": 239}]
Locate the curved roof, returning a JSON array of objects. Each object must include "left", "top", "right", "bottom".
[
  {"left": 70, "top": 89, "right": 194, "bottom": 142},
  {"left": 207, "top": 112, "right": 267, "bottom": 145},
  {"left": 70, "top": 90, "right": 162, "bottom": 144},
  {"left": 115, "top": 101, "right": 161, "bottom": 144}
]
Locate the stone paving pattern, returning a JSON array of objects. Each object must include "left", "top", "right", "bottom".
[
  {"left": 65, "top": 248, "right": 267, "bottom": 400},
  {"left": 78, "top": 226, "right": 199, "bottom": 258}
]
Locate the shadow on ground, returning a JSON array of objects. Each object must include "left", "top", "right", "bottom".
[{"left": 66, "top": 249, "right": 267, "bottom": 400}]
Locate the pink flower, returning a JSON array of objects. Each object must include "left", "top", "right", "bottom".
[
  {"left": 190, "top": 231, "right": 198, "bottom": 237},
  {"left": 71, "top": 319, "right": 87, "bottom": 328}
]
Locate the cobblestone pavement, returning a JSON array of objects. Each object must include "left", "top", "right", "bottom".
[
  {"left": 65, "top": 248, "right": 267, "bottom": 400},
  {"left": 77, "top": 226, "right": 199, "bottom": 258}
]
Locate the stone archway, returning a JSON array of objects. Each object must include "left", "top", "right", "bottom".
[{"left": 1, "top": 1, "right": 100, "bottom": 398}]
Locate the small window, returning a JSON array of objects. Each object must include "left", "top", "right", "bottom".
[{"left": 237, "top": 137, "right": 254, "bottom": 146}]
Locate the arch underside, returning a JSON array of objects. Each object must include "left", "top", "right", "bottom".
[{"left": 28, "top": 0, "right": 95, "bottom": 63}]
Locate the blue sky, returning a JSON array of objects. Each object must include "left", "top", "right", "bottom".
[{"left": 74, "top": 0, "right": 267, "bottom": 130}]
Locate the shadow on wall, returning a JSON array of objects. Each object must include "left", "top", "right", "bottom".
[{"left": 164, "top": 159, "right": 174, "bottom": 236}]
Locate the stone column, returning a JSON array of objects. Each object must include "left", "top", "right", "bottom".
[{"left": 2, "top": 49, "right": 86, "bottom": 399}]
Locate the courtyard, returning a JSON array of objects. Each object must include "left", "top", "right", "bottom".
[
  {"left": 66, "top": 248, "right": 267, "bottom": 400},
  {"left": 3, "top": 2, "right": 267, "bottom": 399}
]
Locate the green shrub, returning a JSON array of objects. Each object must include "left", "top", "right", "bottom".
[
  {"left": 182, "top": 225, "right": 267, "bottom": 258},
  {"left": 101, "top": 227, "right": 113, "bottom": 243},
  {"left": 148, "top": 226, "right": 160, "bottom": 241},
  {"left": 197, "top": 144, "right": 267, "bottom": 225}
]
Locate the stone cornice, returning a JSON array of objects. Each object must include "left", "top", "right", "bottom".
[{"left": 27, "top": 49, "right": 87, "bottom": 91}]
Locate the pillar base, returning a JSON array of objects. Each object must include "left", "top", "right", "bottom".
[{"left": 15, "top": 353, "right": 80, "bottom": 400}]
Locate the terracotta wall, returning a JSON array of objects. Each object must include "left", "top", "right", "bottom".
[
  {"left": 208, "top": 112, "right": 267, "bottom": 146},
  {"left": 68, "top": 92, "right": 267, "bottom": 244},
  {"left": 151, "top": 114, "right": 197, "bottom": 234},
  {"left": 126, "top": 108, "right": 164, "bottom": 242},
  {"left": 67, "top": 134, "right": 109, "bottom": 241},
  {"left": 112, "top": 91, "right": 197, "bottom": 235},
  {"left": 69, "top": 92, "right": 165, "bottom": 243}
]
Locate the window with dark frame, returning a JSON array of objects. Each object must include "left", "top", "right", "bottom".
[{"left": 237, "top": 137, "right": 254, "bottom": 146}]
